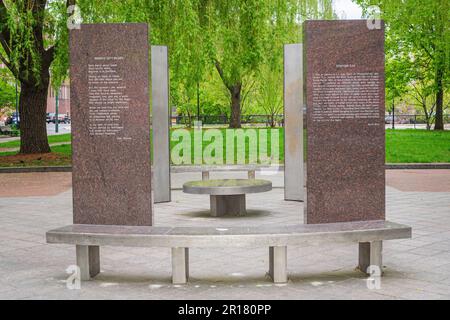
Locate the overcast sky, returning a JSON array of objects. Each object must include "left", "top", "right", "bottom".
[{"left": 333, "top": 0, "right": 364, "bottom": 19}]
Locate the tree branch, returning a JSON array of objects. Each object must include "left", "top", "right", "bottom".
[
  {"left": 410, "top": 93, "right": 423, "bottom": 106},
  {"left": 43, "top": 45, "right": 55, "bottom": 67},
  {"left": 241, "top": 78, "right": 256, "bottom": 110},
  {"left": 411, "top": 82, "right": 424, "bottom": 100},
  {"left": 420, "top": 43, "right": 434, "bottom": 60},
  {"left": 0, "top": 30, "right": 10, "bottom": 56},
  {"left": 0, "top": 50, "right": 10, "bottom": 68},
  {"left": 0, "top": 51, "right": 21, "bottom": 81},
  {"left": 0, "top": 0, "right": 11, "bottom": 55},
  {"left": 214, "top": 59, "right": 232, "bottom": 91},
  {"left": 45, "top": 0, "right": 75, "bottom": 57},
  {"left": 0, "top": 1, "right": 7, "bottom": 20},
  {"left": 31, "top": 0, "right": 49, "bottom": 54}
]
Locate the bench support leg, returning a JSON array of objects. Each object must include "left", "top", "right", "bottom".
[
  {"left": 210, "top": 195, "right": 246, "bottom": 217},
  {"left": 248, "top": 170, "right": 256, "bottom": 179},
  {"left": 202, "top": 171, "right": 210, "bottom": 181},
  {"left": 76, "top": 245, "right": 100, "bottom": 281},
  {"left": 358, "top": 241, "right": 383, "bottom": 276},
  {"left": 268, "top": 246, "right": 287, "bottom": 283},
  {"left": 172, "top": 248, "right": 189, "bottom": 284}
]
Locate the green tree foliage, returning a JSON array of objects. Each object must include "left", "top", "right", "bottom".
[
  {"left": 0, "top": 0, "right": 74, "bottom": 153},
  {"left": 1, "top": 0, "right": 448, "bottom": 156},
  {"left": 77, "top": 0, "right": 333, "bottom": 128},
  {"left": 357, "top": 0, "right": 449, "bottom": 130},
  {"left": 200, "top": 0, "right": 333, "bottom": 127},
  {"left": 0, "top": 0, "right": 335, "bottom": 155},
  {"left": 0, "top": 66, "right": 15, "bottom": 109}
]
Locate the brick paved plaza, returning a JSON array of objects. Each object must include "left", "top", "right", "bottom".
[{"left": 0, "top": 170, "right": 449, "bottom": 300}]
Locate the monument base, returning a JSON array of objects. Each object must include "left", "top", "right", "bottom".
[
  {"left": 210, "top": 195, "right": 246, "bottom": 216},
  {"left": 358, "top": 241, "right": 383, "bottom": 275},
  {"left": 76, "top": 245, "right": 100, "bottom": 280}
]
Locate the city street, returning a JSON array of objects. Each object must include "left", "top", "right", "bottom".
[{"left": 46, "top": 123, "right": 71, "bottom": 136}]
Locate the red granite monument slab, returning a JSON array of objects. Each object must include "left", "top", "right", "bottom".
[
  {"left": 303, "top": 20, "right": 385, "bottom": 224},
  {"left": 70, "top": 24, "right": 152, "bottom": 225}
]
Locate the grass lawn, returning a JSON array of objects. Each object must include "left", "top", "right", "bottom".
[
  {"left": 167, "top": 128, "right": 286, "bottom": 165},
  {"left": 0, "top": 129, "right": 449, "bottom": 167},
  {"left": 0, "top": 133, "right": 72, "bottom": 148},
  {"left": 385, "top": 129, "right": 450, "bottom": 163}
]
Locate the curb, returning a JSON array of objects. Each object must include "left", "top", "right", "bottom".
[
  {"left": 385, "top": 163, "right": 450, "bottom": 170},
  {"left": 0, "top": 166, "right": 72, "bottom": 173},
  {"left": 1, "top": 163, "right": 450, "bottom": 174}
]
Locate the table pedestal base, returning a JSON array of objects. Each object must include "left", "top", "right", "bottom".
[{"left": 210, "top": 195, "right": 246, "bottom": 217}]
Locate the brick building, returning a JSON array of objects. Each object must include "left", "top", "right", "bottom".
[
  {"left": 47, "top": 81, "right": 71, "bottom": 116},
  {"left": 1, "top": 63, "right": 71, "bottom": 117}
]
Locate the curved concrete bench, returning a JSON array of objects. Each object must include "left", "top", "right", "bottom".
[{"left": 46, "top": 220, "right": 411, "bottom": 284}]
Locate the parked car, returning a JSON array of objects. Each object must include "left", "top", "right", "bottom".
[
  {"left": 64, "top": 114, "right": 71, "bottom": 124},
  {"left": 5, "top": 116, "right": 13, "bottom": 125},
  {"left": 384, "top": 115, "right": 393, "bottom": 124},
  {"left": 11, "top": 112, "right": 20, "bottom": 125},
  {"left": 398, "top": 118, "right": 410, "bottom": 124},
  {"left": 46, "top": 113, "right": 54, "bottom": 123},
  {"left": 48, "top": 113, "right": 68, "bottom": 124}
]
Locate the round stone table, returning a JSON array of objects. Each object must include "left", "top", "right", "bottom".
[{"left": 183, "top": 179, "right": 272, "bottom": 217}]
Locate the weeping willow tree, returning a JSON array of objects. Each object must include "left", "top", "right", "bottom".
[
  {"left": 256, "top": 0, "right": 335, "bottom": 127},
  {"left": 0, "top": 0, "right": 335, "bottom": 154},
  {"left": 77, "top": 0, "right": 335, "bottom": 128},
  {"left": 195, "top": 0, "right": 334, "bottom": 128},
  {"left": 74, "top": 0, "right": 207, "bottom": 123},
  {"left": 0, "top": 0, "right": 74, "bottom": 153}
]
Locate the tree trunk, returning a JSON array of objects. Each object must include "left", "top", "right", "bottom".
[
  {"left": 434, "top": 68, "right": 444, "bottom": 130},
  {"left": 186, "top": 110, "right": 192, "bottom": 128},
  {"left": 421, "top": 98, "right": 431, "bottom": 131},
  {"left": 270, "top": 114, "right": 276, "bottom": 128},
  {"left": 229, "top": 84, "right": 241, "bottom": 128},
  {"left": 0, "top": 0, "right": 62, "bottom": 154},
  {"left": 425, "top": 114, "right": 431, "bottom": 131},
  {"left": 425, "top": 113, "right": 432, "bottom": 130},
  {"left": 19, "top": 79, "right": 51, "bottom": 154}
]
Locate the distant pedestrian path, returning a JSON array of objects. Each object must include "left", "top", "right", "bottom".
[{"left": 0, "top": 141, "right": 71, "bottom": 153}]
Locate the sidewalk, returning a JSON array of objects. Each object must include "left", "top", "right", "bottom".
[
  {"left": 0, "top": 170, "right": 449, "bottom": 299},
  {"left": 0, "top": 123, "right": 71, "bottom": 144}
]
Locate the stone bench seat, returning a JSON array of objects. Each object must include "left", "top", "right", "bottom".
[{"left": 46, "top": 220, "right": 411, "bottom": 284}]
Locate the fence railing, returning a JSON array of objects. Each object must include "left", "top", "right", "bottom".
[
  {"left": 171, "top": 114, "right": 284, "bottom": 126},
  {"left": 166, "top": 114, "right": 449, "bottom": 128},
  {"left": 385, "top": 114, "right": 450, "bottom": 128}
]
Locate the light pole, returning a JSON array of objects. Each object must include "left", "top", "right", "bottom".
[
  {"left": 392, "top": 99, "right": 395, "bottom": 130},
  {"left": 197, "top": 81, "right": 200, "bottom": 123},
  {"left": 55, "top": 89, "right": 59, "bottom": 133},
  {"left": 15, "top": 80, "right": 18, "bottom": 125}
]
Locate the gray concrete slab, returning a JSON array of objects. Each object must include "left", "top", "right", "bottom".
[
  {"left": 0, "top": 171, "right": 449, "bottom": 299},
  {"left": 152, "top": 45, "right": 171, "bottom": 203},
  {"left": 284, "top": 44, "right": 304, "bottom": 202}
]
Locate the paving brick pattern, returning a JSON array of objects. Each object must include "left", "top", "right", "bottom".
[{"left": 0, "top": 171, "right": 449, "bottom": 299}]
